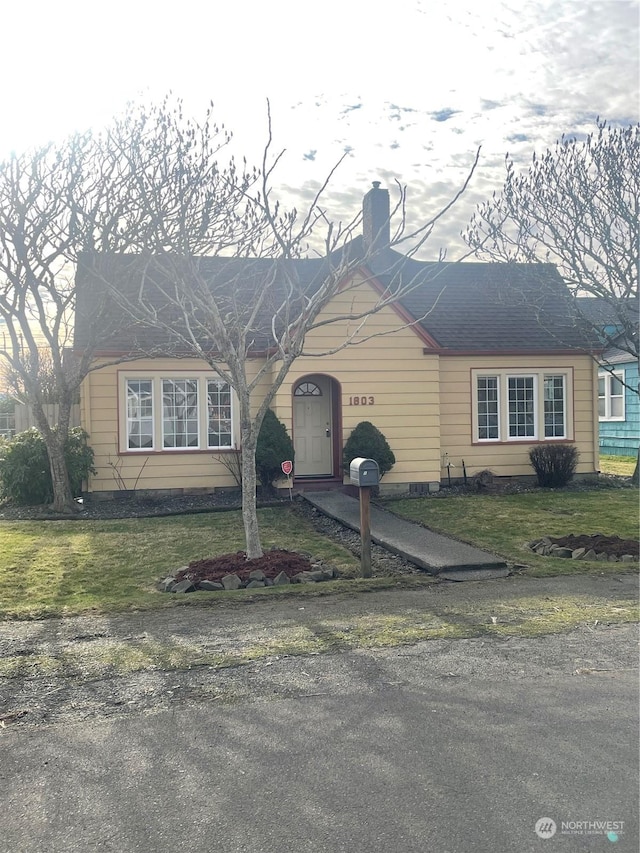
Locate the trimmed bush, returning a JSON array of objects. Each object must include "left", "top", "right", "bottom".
[
  {"left": 0, "top": 427, "right": 95, "bottom": 505},
  {"left": 342, "top": 421, "right": 395, "bottom": 479},
  {"left": 255, "top": 410, "right": 294, "bottom": 490},
  {"left": 529, "top": 443, "right": 579, "bottom": 488}
]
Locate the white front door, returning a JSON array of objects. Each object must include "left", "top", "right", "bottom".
[{"left": 293, "top": 376, "right": 333, "bottom": 476}]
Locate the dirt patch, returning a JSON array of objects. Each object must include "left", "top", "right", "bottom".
[
  {"left": 548, "top": 534, "right": 638, "bottom": 558},
  {"left": 175, "top": 549, "right": 316, "bottom": 584}
]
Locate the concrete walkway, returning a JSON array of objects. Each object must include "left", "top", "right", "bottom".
[{"left": 303, "top": 491, "right": 509, "bottom": 580}]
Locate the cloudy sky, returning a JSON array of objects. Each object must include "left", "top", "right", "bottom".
[{"left": 2, "top": 0, "right": 638, "bottom": 256}]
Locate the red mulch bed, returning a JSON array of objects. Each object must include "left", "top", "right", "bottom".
[
  {"left": 174, "top": 549, "right": 314, "bottom": 584},
  {"left": 549, "top": 534, "right": 638, "bottom": 558}
]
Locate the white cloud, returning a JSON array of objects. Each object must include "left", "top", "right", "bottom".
[{"left": 1, "top": 0, "right": 637, "bottom": 255}]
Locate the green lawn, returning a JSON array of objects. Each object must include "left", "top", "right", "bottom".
[
  {"left": 0, "top": 507, "right": 366, "bottom": 619},
  {"left": 388, "top": 488, "right": 638, "bottom": 577},
  {"left": 0, "top": 489, "right": 637, "bottom": 620},
  {"left": 599, "top": 454, "right": 637, "bottom": 477}
]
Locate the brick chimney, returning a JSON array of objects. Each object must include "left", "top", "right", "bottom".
[{"left": 362, "top": 181, "right": 390, "bottom": 255}]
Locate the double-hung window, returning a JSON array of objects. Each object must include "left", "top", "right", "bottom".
[
  {"left": 598, "top": 371, "right": 625, "bottom": 421},
  {"left": 162, "top": 379, "right": 199, "bottom": 448},
  {"left": 477, "top": 376, "right": 499, "bottom": 440},
  {"left": 123, "top": 374, "right": 235, "bottom": 451},
  {"left": 473, "top": 370, "right": 570, "bottom": 442},
  {"left": 507, "top": 376, "right": 536, "bottom": 438},
  {"left": 543, "top": 375, "right": 566, "bottom": 437},
  {"left": 127, "top": 380, "right": 154, "bottom": 449},
  {"left": 207, "top": 379, "right": 233, "bottom": 448}
]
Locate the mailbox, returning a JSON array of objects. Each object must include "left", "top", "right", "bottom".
[{"left": 349, "top": 457, "right": 380, "bottom": 487}]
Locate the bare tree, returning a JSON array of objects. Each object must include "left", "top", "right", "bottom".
[
  {"left": 94, "top": 99, "right": 478, "bottom": 558},
  {"left": 465, "top": 120, "right": 639, "bottom": 359},
  {"left": 0, "top": 131, "right": 140, "bottom": 511}
]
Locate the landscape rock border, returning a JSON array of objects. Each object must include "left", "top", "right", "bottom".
[
  {"left": 528, "top": 536, "right": 637, "bottom": 563},
  {"left": 158, "top": 561, "right": 340, "bottom": 594}
]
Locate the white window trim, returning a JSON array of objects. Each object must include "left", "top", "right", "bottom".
[
  {"left": 160, "top": 377, "right": 200, "bottom": 451},
  {"left": 476, "top": 374, "right": 500, "bottom": 442},
  {"left": 126, "top": 378, "right": 154, "bottom": 451},
  {"left": 543, "top": 374, "right": 567, "bottom": 439},
  {"left": 507, "top": 374, "right": 538, "bottom": 441},
  {"left": 120, "top": 372, "right": 237, "bottom": 453},
  {"left": 598, "top": 370, "right": 625, "bottom": 422},
  {"left": 472, "top": 369, "right": 572, "bottom": 443}
]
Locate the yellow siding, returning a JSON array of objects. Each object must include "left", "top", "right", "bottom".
[
  {"left": 271, "top": 275, "right": 442, "bottom": 487},
  {"left": 439, "top": 354, "right": 597, "bottom": 479},
  {"left": 80, "top": 273, "right": 598, "bottom": 494},
  {"left": 83, "top": 357, "right": 268, "bottom": 493}
]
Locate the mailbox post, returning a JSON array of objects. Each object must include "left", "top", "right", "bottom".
[{"left": 349, "top": 457, "right": 380, "bottom": 578}]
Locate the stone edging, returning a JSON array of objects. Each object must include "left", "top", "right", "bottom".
[
  {"left": 158, "top": 566, "right": 339, "bottom": 594},
  {"left": 528, "top": 537, "right": 637, "bottom": 563}
]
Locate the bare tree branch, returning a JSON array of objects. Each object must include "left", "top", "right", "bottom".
[{"left": 92, "top": 98, "right": 479, "bottom": 557}]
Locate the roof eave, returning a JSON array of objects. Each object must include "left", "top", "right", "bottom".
[{"left": 428, "top": 347, "right": 602, "bottom": 357}]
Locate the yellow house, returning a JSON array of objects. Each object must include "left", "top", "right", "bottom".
[{"left": 74, "top": 185, "right": 598, "bottom": 497}]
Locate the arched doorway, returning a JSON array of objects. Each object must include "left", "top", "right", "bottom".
[{"left": 292, "top": 375, "right": 340, "bottom": 478}]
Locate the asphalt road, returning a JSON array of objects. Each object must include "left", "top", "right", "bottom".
[{"left": 1, "top": 623, "right": 638, "bottom": 853}]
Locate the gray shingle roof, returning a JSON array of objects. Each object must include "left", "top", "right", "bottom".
[
  {"left": 372, "top": 250, "right": 593, "bottom": 351},
  {"left": 577, "top": 296, "right": 639, "bottom": 327},
  {"left": 74, "top": 246, "right": 596, "bottom": 356}
]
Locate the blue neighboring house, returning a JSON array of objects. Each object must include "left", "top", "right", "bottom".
[{"left": 578, "top": 297, "right": 639, "bottom": 458}]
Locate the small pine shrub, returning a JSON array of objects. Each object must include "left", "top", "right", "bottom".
[
  {"left": 0, "top": 427, "right": 95, "bottom": 505},
  {"left": 529, "top": 444, "right": 579, "bottom": 488},
  {"left": 255, "top": 410, "right": 294, "bottom": 490},
  {"left": 342, "top": 421, "right": 395, "bottom": 479}
]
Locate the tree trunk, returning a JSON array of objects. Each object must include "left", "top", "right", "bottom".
[
  {"left": 31, "top": 399, "right": 76, "bottom": 514},
  {"left": 46, "top": 433, "right": 75, "bottom": 512},
  {"left": 632, "top": 447, "right": 639, "bottom": 486},
  {"left": 240, "top": 424, "right": 263, "bottom": 560}
]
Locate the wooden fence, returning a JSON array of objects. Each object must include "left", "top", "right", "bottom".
[{"left": 3, "top": 403, "right": 81, "bottom": 437}]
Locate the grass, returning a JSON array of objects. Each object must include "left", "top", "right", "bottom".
[
  {"left": 0, "top": 489, "right": 637, "bottom": 677},
  {"left": 0, "top": 488, "right": 637, "bottom": 620},
  {"left": 599, "top": 454, "right": 637, "bottom": 477},
  {"left": 387, "top": 487, "right": 638, "bottom": 577},
  {"left": 0, "top": 507, "right": 365, "bottom": 619}
]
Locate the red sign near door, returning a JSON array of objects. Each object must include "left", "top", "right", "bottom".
[{"left": 281, "top": 460, "right": 293, "bottom": 476}]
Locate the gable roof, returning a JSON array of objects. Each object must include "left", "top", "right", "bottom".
[
  {"left": 365, "top": 245, "right": 592, "bottom": 352},
  {"left": 74, "top": 245, "right": 595, "bottom": 357}
]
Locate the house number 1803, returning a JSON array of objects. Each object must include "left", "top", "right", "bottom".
[{"left": 348, "top": 396, "right": 375, "bottom": 406}]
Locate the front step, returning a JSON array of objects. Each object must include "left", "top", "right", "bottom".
[{"left": 292, "top": 478, "right": 345, "bottom": 494}]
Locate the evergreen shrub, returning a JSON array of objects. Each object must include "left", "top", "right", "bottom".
[
  {"left": 342, "top": 421, "right": 395, "bottom": 479},
  {"left": 255, "top": 410, "right": 294, "bottom": 490},
  {"left": 0, "top": 427, "right": 95, "bottom": 505}
]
